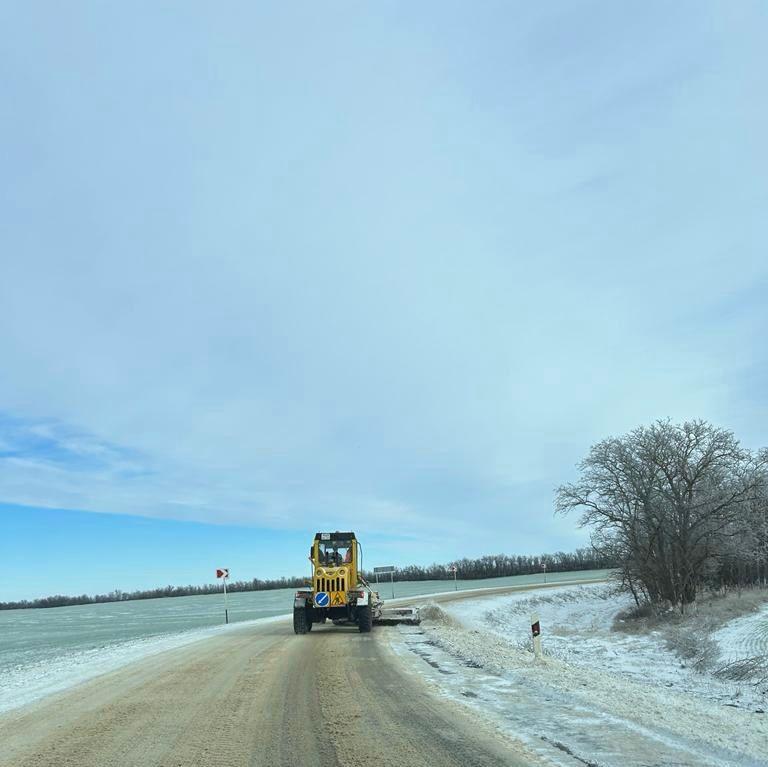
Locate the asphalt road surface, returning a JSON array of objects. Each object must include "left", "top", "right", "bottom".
[{"left": 0, "top": 585, "right": 569, "bottom": 767}]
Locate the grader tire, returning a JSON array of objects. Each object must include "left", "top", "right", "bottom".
[
  {"left": 358, "top": 605, "right": 373, "bottom": 633},
  {"left": 293, "top": 607, "right": 312, "bottom": 634}
]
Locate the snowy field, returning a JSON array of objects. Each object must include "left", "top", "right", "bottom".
[
  {"left": 389, "top": 583, "right": 768, "bottom": 767},
  {"left": 0, "top": 571, "right": 606, "bottom": 716},
  {"left": 0, "top": 614, "right": 289, "bottom": 716}
]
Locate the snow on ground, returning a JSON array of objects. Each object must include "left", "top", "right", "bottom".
[
  {"left": 0, "top": 613, "right": 289, "bottom": 715},
  {"left": 713, "top": 601, "right": 768, "bottom": 663},
  {"left": 387, "top": 584, "right": 768, "bottom": 767},
  {"left": 456, "top": 583, "right": 767, "bottom": 709}
]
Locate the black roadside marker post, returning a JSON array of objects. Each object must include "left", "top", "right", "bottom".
[{"left": 531, "top": 612, "right": 542, "bottom": 659}]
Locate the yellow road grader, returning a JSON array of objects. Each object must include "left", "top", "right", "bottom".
[{"left": 293, "top": 531, "right": 420, "bottom": 633}]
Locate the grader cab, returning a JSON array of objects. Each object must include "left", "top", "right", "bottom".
[{"left": 292, "top": 531, "right": 420, "bottom": 634}]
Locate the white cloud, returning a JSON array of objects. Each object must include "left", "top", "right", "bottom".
[{"left": 0, "top": 1, "right": 765, "bottom": 554}]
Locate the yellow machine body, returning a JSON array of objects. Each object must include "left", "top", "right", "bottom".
[
  {"left": 292, "top": 531, "right": 419, "bottom": 634},
  {"left": 311, "top": 533, "right": 359, "bottom": 606}
]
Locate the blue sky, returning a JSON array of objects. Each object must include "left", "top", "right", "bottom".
[{"left": 1, "top": 2, "right": 766, "bottom": 601}]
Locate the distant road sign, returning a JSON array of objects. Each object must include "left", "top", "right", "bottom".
[
  {"left": 216, "top": 568, "right": 229, "bottom": 579},
  {"left": 315, "top": 592, "right": 330, "bottom": 607},
  {"left": 449, "top": 565, "right": 457, "bottom": 573},
  {"left": 374, "top": 566, "right": 395, "bottom": 574}
]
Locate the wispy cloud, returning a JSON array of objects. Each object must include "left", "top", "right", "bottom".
[{"left": 0, "top": 414, "right": 148, "bottom": 477}]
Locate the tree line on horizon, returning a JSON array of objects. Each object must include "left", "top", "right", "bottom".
[
  {"left": 0, "top": 547, "right": 611, "bottom": 610},
  {"left": 557, "top": 419, "right": 768, "bottom": 613},
  {"left": 370, "top": 547, "right": 609, "bottom": 582}
]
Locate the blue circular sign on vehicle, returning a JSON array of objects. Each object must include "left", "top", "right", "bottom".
[{"left": 315, "top": 592, "right": 330, "bottom": 607}]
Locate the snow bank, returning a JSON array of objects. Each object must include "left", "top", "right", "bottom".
[
  {"left": 446, "top": 583, "right": 767, "bottom": 709},
  {"left": 388, "top": 586, "right": 768, "bottom": 767}
]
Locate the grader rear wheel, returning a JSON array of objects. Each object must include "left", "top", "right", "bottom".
[
  {"left": 358, "top": 605, "right": 373, "bottom": 633},
  {"left": 293, "top": 606, "right": 312, "bottom": 634}
]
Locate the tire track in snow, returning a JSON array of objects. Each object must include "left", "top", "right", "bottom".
[{"left": 713, "top": 604, "right": 768, "bottom": 662}]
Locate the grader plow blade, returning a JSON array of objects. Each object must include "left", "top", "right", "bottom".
[{"left": 373, "top": 606, "right": 421, "bottom": 626}]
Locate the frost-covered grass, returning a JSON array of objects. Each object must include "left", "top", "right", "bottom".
[
  {"left": 614, "top": 587, "right": 768, "bottom": 635},
  {"left": 612, "top": 587, "right": 768, "bottom": 690}
]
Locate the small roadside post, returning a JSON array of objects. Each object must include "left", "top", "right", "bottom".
[
  {"left": 374, "top": 566, "right": 396, "bottom": 599},
  {"left": 450, "top": 564, "right": 457, "bottom": 591},
  {"left": 216, "top": 568, "right": 230, "bottom": 624},
  {"left": 531, "top": 612, "right": 542, "bottom": 660},
  {"left": 542, "top": 562, "right": 547, "bottom": 584}
]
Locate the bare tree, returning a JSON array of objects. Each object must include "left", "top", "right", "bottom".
[{"left": 556, "top": 420, "right": 767, "bottom": 611}]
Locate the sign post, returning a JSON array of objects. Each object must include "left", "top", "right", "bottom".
[
  {"left": 542, "top": 562, "right": 547, "bottom": 584},
  {"left": 374, "top": 566, "right": 395, "bottom": 599},
  {"left": 216, "top": 568, "right": 230, "bottom": 624},
  {"left": 450, "top": 564, "right": 457, "bottom": 591},
  {"left": 530, "top": 612, "right": 542, "bottom": 660}
]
